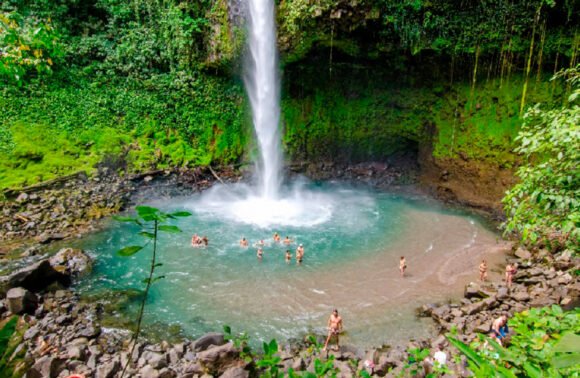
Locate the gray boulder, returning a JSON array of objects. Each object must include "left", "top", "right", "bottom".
[
  {"left": 197, "top": 342, "right": 240, "bottom": 375},
  {"left": 7, "top": 287, "right": 38, "bottom": 314},
  {"left": 49, "top": 248, "right": 93, "bottom": 277},
  {"left": 26, "top": 356, "right": 65, "bottom": 378},
  {"left": 219, "top": 367, "right": 249, "bottom": 378},
  {"left": 0, "top": 260, "right": 70, "bottom": 297},
  {"left": 192, "top": 332, "right": 226, "bottom": 352}
]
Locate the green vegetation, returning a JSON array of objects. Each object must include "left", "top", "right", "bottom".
[
  {"left": 503, "top": 67, "right": 579, "bottom": 251},
  {"left": 114, "top": 206, "right": 192, "bottom": 377},
  {"left": 1, "top": 0, "right": 577, "bottom": 191},
  {"left": 0, "top": 316, "right": 28, "bottom": 378},
  {"left": 448, "top": 305, "right": 580, "bottom": 377}
]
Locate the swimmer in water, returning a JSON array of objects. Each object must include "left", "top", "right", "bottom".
[
  {"left": 399, "top": 256, "right": 407, "bottom": 277},
  {"left": 257, "top": 248, "right": 263, "bottom": 260},
  {"left": 273, "top": 232, "right": 281, "bottom": 243},
  {"left": 283, "top": 236, "right": 293, "bottom": 245},
  {"left": 240, "top": 237, "right": 249, "bottom": 247},
  {"left": 285, "top": 250, "right": 291, "bottom": 263}
]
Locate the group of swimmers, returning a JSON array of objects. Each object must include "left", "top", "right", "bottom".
[
  {"left": 240, "top": 232, "right": 305, "bottom": 264},
  {"left": 191, "top": 234, "right": 208, "bottom": 247}
]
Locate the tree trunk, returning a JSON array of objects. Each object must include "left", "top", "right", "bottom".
[{"left": 520, "top": 6, "right": 541, "bottom": 116}]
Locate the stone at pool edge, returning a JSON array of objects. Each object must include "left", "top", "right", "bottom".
[
  {"left": 0, "top": 248, "right": 92, "bottom": 297},
  {"left": 191, "top": 332, "right": 226, "bottom": 352},
  {"left": 6, "top": 286, "right": 38, "bottom": 314}
]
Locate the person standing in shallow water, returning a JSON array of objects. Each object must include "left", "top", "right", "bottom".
[
  {"left": 323, "top": 309, "right": 343, "bottom": 351},
  {"left": 257, "top": 248, "right": 263, "bottom": 260},
  {"left": 285, "top": 250, "right": 291, "bottom": 263},
  {"left": 296, "top": 244, "right": 304, "bottom": 264},
  {"left": 399, "top": 256, "right": 407, "bottom": 277},
  {"left": 479, "top": 259, "right": 488, "bottom": 281}
]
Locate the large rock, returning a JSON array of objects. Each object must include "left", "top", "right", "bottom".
[
  {"left": 26, "top": 356, "right": 65, "bottom": 378},
  {"left": 514, "top": 248, "right": 532, "bottom": 260},
  {"left": 7, "top": 287, "right": 38, "bottom": 314},
  {"left": 197, "top": 342, "right": 240, "bottom": 375},
  {"left": 191, "top": 332, "right": 226, "bottom": 352},
  {"left": 0, "top": 260, "right": 70, "bottom": 297},
  {"left": 219, "top": 367, "right": 249, "bottom": 378},
  {"left": 49, "top": 248, "right": 93, "bottom": 277}
]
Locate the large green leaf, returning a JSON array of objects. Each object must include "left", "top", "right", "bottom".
[
  {"left": 158, "top": 225, "right": 181, "bottom": 233},
  {"left": 447, "top": 336, "right": 485, "bottom": 367},
  {"left": 0, "top": 317, "right": 18, "bottom": 358},
  {"left": 170, "top": 211, "right": 192, "bottom": 217},
  {"left": 117, "top": 245, "right": 144, "bottom": 256},
  {"left": 553, "top": 333, "right": 580, "bottom": 353},
  {"left": 136, "top": 206, "right": 158, "bottom": 216},
  {"left": 522, "top": 361, "right": 543, "bottom": 378},
  {"left": 552, "top": 353, "right": 580, "bottom": 369}
]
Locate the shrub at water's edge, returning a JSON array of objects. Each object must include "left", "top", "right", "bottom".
[{"left": 503, "top": 67, "right": 580, "bottom": 252}]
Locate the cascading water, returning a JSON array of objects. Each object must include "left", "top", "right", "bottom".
[
  {"left": 188, "top": 0, "right": 339, "bottom": 228},
  {"left": 244, "top": 0, "right": 282, "bottom": 199}
]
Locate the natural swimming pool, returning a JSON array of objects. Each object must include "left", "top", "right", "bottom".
[{"left": 74, "top": 181, "right": 506, "bottom": 348}]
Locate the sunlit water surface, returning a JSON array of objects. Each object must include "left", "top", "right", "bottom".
[{"left": 76, "top": 182, "right": 505, "bottom": 348}]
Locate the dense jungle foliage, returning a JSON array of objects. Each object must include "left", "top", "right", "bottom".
[{"left": 1, "top": 0, "right": 578, "bottom": 190}]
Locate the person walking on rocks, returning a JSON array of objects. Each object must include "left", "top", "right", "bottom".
[
  {"left": 505, "top": 263, "right": 517, "bottom": 288},
  {"left": 323, "top": 309, "right": 343, "bottom": 351},
  {"left": 400, "top": 256, "right": 407, "bottom": 277},
  {"left": 479, "top": 259, "right": 488, "bottom": 281}
]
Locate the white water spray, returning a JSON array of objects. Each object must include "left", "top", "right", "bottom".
[
  {"left": 244, "top": 0, "right": 282, "bottom": 199},
  {"left": 189, "top": 0, "right": 346, "bottom": 228}
]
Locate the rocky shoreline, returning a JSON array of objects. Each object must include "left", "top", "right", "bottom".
[
  {"left": 1, "top": 242, "right": 577, "bottom": 377},
  {"left": 1, "top": 165, "right": 578, "bottom": 377}
]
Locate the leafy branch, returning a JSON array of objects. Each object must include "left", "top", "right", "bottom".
[{"left": 114, "top": 205, "right": 191, "bottom": 378}]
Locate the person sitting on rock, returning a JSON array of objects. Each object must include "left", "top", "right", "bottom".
[{"left": 491, "top": 314, "right": 510, "bottom": 345}]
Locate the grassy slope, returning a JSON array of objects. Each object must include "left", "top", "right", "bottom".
[{"left": 0, "top": 69, "right": 561, "bottom": 190}]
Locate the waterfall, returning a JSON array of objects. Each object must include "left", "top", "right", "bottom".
[{"left": 244, "top": 0, "right": 282, "bottom": 199}]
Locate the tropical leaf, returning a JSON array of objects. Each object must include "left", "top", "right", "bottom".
[
  {"left": 158, "top": 225, "right": 181, "bottom": 233},
  {"left": 553, "top": 333, "right": 580, "bottom": 353},
  {"left": 170, "top": 211, "right": 193, "bottom": 217},
  {"left": 139, "top": 231, "right": 155, "bottom": 239},
  {"left": 117, "top": 245, "right": 143, "bottom": 256},
  {"left": 447, "top": 336, "right": 485, "bottom": 367},
  {"left": 136, "top": 206, "right": 158, "bottom": 216}
]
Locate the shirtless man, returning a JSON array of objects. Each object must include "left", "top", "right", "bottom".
[
  {"left": 257, "top": 248, "right": 263, "bottom": 260},
  {"left": 323, "top": 309, "right": 343, "bottom": 351},
  {"left": 296, "top": 244, "right": 304, "bottom": 264},
  {"left": 191, "top": 234, "right": 201, "bottom": 247},
  {"left": 285, "top": 250, "right": 292, "bottom": 263},
  {"left": 273, "top": 232, "right": 281, "bottom": 243},
  {"left": 399, "top": 256, "right": 407, "bottom": 277},
  {"left": 491, "top": 314, "right": 509, "bottom": 345},
  {"left": 505, "top": 263, "right": 517, "bottom": 288},
  {"left": 283, "top": 236, "right": 293, "bottom": 245},
  {"left": 240, "top": 237, "right": 249, "bottom": 247},
  {"left": 479, "top": 259, "right": 488, "bottom": 281}
]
